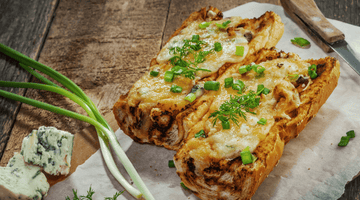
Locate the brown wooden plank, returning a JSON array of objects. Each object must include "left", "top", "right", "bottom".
[
  {"left": 315, "top": 0, "right": 360, "bottom": 26},
  {"left": 0, "top": 0, "right": 59, "bottom": 160}
]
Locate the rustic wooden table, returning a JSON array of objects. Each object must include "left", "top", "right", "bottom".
[{"left": 0, "top": 0, "right": 359, "bottom": 199}]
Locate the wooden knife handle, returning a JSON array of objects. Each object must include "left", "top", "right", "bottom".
[{"left": 281, "top": 0, "right": 345, "bottom": 52}]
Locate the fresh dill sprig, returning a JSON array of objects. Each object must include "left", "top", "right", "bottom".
[
  {"left": 65, "top": 186, "right": 124, "bottom": 200},
  {"left": 105, "top": 191, "right": 125, "bottom": 200},
  {"left": 209, "top": 90, "right": 260, "bottom": 128}
]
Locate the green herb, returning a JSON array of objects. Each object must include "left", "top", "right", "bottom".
[
  {"left": 66, "top": 186, "right": 124, "bottom": 200},
  {"left": 257, "top": 118, "right": 267, "bottom": 125},
  {"left": 240, "top": 146, "right": 256, "bottom": 165},
  {"left": 291, "top": 37, "right": 310, "bottom": 47},
  {"left": 184, "top": 93, "right": 196, "bottom": 102},
  {"left": 105, "top": 191, "right": 124, "bottom": 200},
  {"left": 222, "top": 119, "right": 230, "bottom": 129},
  {"left": 252, "top": 64, "right": 265, "bottom": 74},
  {"left": 170, "top": 85, "right": 182, "bottom": 93},
  {"left": 288, "top": 74, "right": 299, "bottom": 81},
  {"left": 256, "top": 84, "right": 270, "bottom": 95},
  {"left": 204, "top": 81, "right": 220, "bottom": 91},
  {"left": 308, "top": 64, "right": 317, "bottom": 79},
  {"left": 347, "top": 130, "right": 355, "bottom": 138},
  {"left": 180, "top": 182, "right": 189, "bottom": 190},
  {"left": 168, "top": 35, "right": 213, "bottom": 80},
  {"left": 232, "top": 80, "right": 245, "bottom": 94},
  {"left": 238, "top": 65, "right": 252, "bottom": 74},
  {"left": 338, "top": 136, "right": 350, "bottom": 147},
  {"left": 338, "top": 130, "right": 356, "bottom": 146},
  {"left": 199, "top": 21, "right": 212, "bottom": 29},
  {"left": 0, "top": 43, "right": 149, "bottom": 200},
  {"left": 216, "top": 20, "right": 231, "bottom": 29},
  {"left": 164, "top": 71, "right": 175, "bottom": 82},
  {"left": 214, "top": 42, "right": 222, "bottom": 52},
  {"left": 168, "top": 160, "right": 175, "bottom": 168},
  {"left": 235, "top": 46, "right": 244, "bottom": 56},
  {"left": 195, "top": 130, "right": 206, "bottom": 138},
  {"left": 224, "top": 77, "right": 233, "bottom": 88},
  {"left": 150, "top": 71, "right": 159, "bottom": 77},
  {"left": 209, "top": 90, "right": 260, "bottom": 129}
]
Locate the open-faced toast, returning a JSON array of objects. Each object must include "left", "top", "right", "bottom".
[
  {"left": 113, "top": 7, "right": 284, "bottom": 150},
  {"left": 174, "top": 48, "right": 340, "bottom": 200}
]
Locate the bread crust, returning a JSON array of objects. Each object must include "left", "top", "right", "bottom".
[
  {"left": 174, "top": 49, "right": 340, "bottom": 200},
  {"left": 113, "top": 7, "right": 284, "bottom": 150}
]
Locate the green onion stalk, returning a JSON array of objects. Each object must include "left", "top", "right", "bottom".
[{"left": 0, "top": 43, "right": 154, "bottom": 200}]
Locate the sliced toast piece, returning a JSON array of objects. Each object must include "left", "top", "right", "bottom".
[
  {"left": 174, "top": 48, "right": 340, "bottom": 200},
  {"left": 113, "top": 7, "right": 284, "bottom": 150}
]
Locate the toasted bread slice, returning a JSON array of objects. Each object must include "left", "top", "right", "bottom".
[
  {"left": 113, "top": 7, "right": 284, "bottom": 150},
  {"left": 174, "top": 48, "right": 340, "bottom": 200}
]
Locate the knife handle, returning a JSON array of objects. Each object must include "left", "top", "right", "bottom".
[{"left": 280, "top": 0, "right": 345, "bottom": 52}]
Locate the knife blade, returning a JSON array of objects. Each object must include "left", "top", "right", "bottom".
[{"left": 280, "top": 0, "right": 360, "bottom": 76}]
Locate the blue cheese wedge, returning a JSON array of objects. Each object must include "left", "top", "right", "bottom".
[
  {"left": 21, "top": 126, "right": 74, "bottom": 175},
  {"left": 0, "top": 152, "right": 49, "bottom": 199}
]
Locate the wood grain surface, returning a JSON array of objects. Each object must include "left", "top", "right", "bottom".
[
  {"left": 0, "top": 0, "right": 359, "bottom": 199},
  {"left": 0, "top": 0, "right": 59, "bottom": 159}
]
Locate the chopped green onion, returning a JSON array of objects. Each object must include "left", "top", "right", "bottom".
[
  {"left": 346, "top": 130, "right": 355, "bottom": 138},
  {"left": 291, "top": 37, "right": 310, "bottom": 47},
  {"left": 252, "top": 65, "right": 265, "bottom": 74},
  {"left": 288, "top": 74, "right": 299, "bottom": 81},
  {"left": 195, "top": 130, "right": 206, "bottom": 138},
  {"left": 308, "top": 64, "right": 317, "bottom": 79},
  {"left": 192, "top": 34, "right": 200, "bottom": 42},
  {"left": 150, "top": 70, "right": 159, "bottom": 77},
  {"left": 240, "top": 146, "right": 254, "bottom": 164},
  {"left": 232, "top": 80, "right": 245, "bottom": 92},
  {"left": 235, "top": 46, "right": 244, "bottom": 56},
  {"left": 224, "top": 77, "right": 233, "bottom": 88},
  {"left": 222, "top": 120, "right": 230, "bottom": 129},
  {"left": 214, "top": 42, "right": 222, "bottom": 52},
  {"left": 216, "top": 20, "right": 231, "bottom": 29},
  {"left": 184, "top": 93, "right": 196, "bottom": 102},
  {"left": 263, "top": 88, "right": 270, "bottom": 95},
  {"left": 171, "top": 66, "right": 186, "bottom": 75},
  {"left": 199, "top": 21, "right": 211, "bottom": 29},
  {"left": 257, "top": 118, "right": 267, "bottom": 125},
  {"left": 256, "top": 84, "right": 270, "bottom": 95},
  {"left": 170, "top": 85, "right": 182, "bottom": 93},
  {"left": 239, "top": 65, "right": 251, "bottom": 74},
  {"left": 338, "top": 136, "right": 350, "bottom": 147},
  {"left": 180, "top": 182, "right": 189, "bottom": 190},
  {"left": 164, "top": 71, "right": 174, "bottom": 82},
  {"left": 204, "top": 81, "right": 220, "bottom": 91},
  {"left": 168, "top": 160, "right": 175, "bottom": 168}
]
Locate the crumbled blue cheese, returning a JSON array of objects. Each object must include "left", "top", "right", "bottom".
[
  {"left": 21, "top": 126, "right": 74, "bottom": 175},
  {"left": 0, "top": 153, "right": 49, "bottom": 199}
]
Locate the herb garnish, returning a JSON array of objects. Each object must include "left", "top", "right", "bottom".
[
  {"left": 209, "top": 90, "right": 260, "bottom": 129},
  {"left": 216, "top": 20, "right": 231, "bottom": 29},
  {"left": 287, "top": 74, "right": 299, "bottom": 81},
  {"left": 195, "top": 130, "right": 206, "bottom": 138},
  {"left": 65, "top": 186, "right": 124, "bottom": 200},
  {"left": 168, "top": 34, "right": 221, "bottom": 80}
]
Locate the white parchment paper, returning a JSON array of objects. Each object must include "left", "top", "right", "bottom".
[{"left": 46, "top": 2, "right": 360, "bottom": 200}]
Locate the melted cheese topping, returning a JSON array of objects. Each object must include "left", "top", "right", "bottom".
[
  {"left": 128, "top": 17, "right": 250, "bottom": 108},
  {"left": 157, "top": 17, "right": 249, "bottom": 78},
  {"left": 187, "top": 58, "right": 311, "bottom": 161}
]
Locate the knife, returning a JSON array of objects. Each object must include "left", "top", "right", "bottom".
[{"left": 281, "top": 0, "right": 360, "bottom": 76}]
